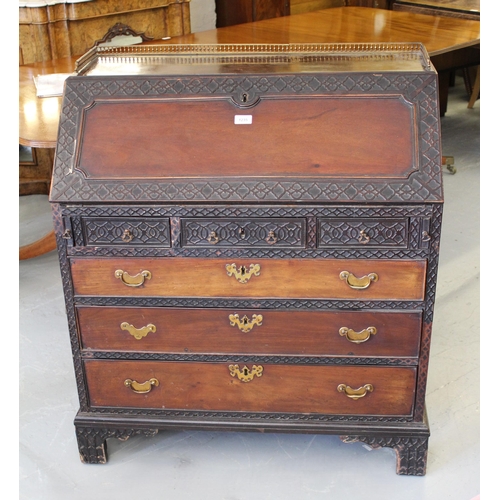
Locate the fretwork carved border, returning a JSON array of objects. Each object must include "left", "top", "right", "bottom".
[{"left": 51, "top": 73, "right": 442, "bottom": 203}]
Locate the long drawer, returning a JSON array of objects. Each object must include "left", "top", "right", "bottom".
[
  {"left": 84, "top": 360, "right": 417, "bottom": 415},
  {"left": 77, "top": 307, "right": 422, "bottom": 357},
  {"left": 70, "top": 258, "right": 427, "bottom": 300}
]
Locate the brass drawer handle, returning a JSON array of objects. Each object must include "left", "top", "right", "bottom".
[
  {"left": 358, "top": 229, "right": 370, "bottom": 244},
  {"left": 337, "top": 384, "right": 373, "bottom": 400},
  {"left": 228, "top": 364, "right": 263, "bottom": 382},
  {"left": 266, "top": 230, "right": 278, "bottom": 245},
  {"left": 121, "top": 322, "right": 156, "bottom": 340},
  {"left": 229, "top": 313, "right": 263, "bottom": 333},
  {"left": 339, "top": 326, "right": 377, "bottom": 344},
  {"left": 226, "top": 263, "right": 261, "bottom": 283},
  {"left": 339, "top": 271, "right": 378, "bottom": 290},
  {"left": 121, "top": 229, "right": 134, "bottom": 243},
  {"left": 124, "top": 378, "right": 159, "bottom": 394},
  {"left": 207, "top": 231, "right": 220, "bottom": 244},
  {"left": 115, "top": 269, "right": 152, "bottom": 287}
]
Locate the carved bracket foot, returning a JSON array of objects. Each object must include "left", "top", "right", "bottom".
[
  {"left": 75, "top": 426, "right": 158, "bottom": 464},
  {"left": 340, "top": 435, "right": 429, "bottom": 476}
]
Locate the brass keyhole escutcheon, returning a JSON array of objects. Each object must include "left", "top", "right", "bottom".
[
  {"left": 266, "top": 230, "right": 278, "bottom": 245},
  {"left": 238, "top": 227, "right": 246, "bottom": 239},
  {"left": 337, "top": 384, "right": 373, "bottom": 400},
  {"left": 121, "top": 229, "right": 134, "bottom": 243},
  {"left": 207, "top": 231, "right": 220, "bottom": 244},
  {"left": 358, "top": 229, "right": 370, "bottom": 244},
  {"left": 226, "top": 263, "right": 261, "bottom": 283},
  {"left": 228, "top": 364, "right": 263, "bottom": 382},
  {"left": 229, "top": 313, "right": 263, "bottom": 333}
]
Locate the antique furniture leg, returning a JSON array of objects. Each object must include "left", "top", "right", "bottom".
[{"left": 75, "top": 424, "right": 158, "bottom": 464}]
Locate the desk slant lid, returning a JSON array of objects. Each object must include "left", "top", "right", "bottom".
[{"left": 50, "top": 43, "right": 443, "bottom": 204}]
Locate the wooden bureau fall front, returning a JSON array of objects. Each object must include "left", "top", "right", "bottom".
[{"left": 49, "top": 43, "right": 443, "bottom": 475}]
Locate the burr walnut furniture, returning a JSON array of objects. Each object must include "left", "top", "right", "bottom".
[
  {"left": 50, "top": 43, "right": 444, "bottom": 475},
  {"left": 19, "top": 0, "right": 191, "bottom": 64}
]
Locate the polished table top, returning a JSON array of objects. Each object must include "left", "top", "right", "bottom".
[
  {"left": 393, "top": 0, "right": 480, "bottom": 15},
  {"left": 19, "top": 6, "right": 480, "bottom": 147}
]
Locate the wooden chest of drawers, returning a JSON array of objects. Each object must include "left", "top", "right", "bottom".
[{"left": 49, "top": 43, "right": 443, "bottom": 475}]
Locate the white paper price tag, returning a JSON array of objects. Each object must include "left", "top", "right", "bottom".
[{"left": 234, "top": 115, "right": 253, "bottom": 125}]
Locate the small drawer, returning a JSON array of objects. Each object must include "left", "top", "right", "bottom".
[
  {"left": 80, "top": 218, "right": 171, "bottom": 247},
  {"left": 318, "top": 218, "right": 408, "bottom": 248},
  {"left": 180, "top": 218, "right": 306, "bottom": 248},
  {"left": 70, "top": 257, "right": 427, "bottom": 301},
  {"left": 84, "top": 360, "right": 417, "bottom": 416},
  {"left": 78, "top": 307, "right": 422, "bottom": 358}
]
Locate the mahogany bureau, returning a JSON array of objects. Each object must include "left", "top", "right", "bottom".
[{"left": 49, "top": 43, "right": 443, "bottom": 475}]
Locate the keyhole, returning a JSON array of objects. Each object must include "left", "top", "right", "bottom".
[
  {"left": 242, "top": 93, "right": 248, "bottom": 103},
  {"left": 239, "top": 227, "right": 246, "bottom": 239},
  {"left": 243, "top": 367, "right": 249, "bottom": 376}
]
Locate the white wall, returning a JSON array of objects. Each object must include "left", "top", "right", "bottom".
[{"left": 189, "top": 0, "right": 217, "bottom": 33}]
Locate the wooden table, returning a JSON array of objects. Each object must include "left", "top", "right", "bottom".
[
  {"left": 158, "top": 6, "right": 480, "bottom": 115},
  {"left": 392, "top": 0, "right": 480, "bottom": 20},
  {"left": 19, "top": 57, "right": 77, "bottom": 259},
  {"left": 19, "top": 6, "right": 480, "bottom": 258}
]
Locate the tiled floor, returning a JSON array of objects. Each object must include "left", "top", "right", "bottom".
[{"left": 19, "top": 80, "right": 480, "bottom": 499}]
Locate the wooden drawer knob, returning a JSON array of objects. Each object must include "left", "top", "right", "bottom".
[{"left": 339, "top": 271, "right": 378, "bottom": 290}]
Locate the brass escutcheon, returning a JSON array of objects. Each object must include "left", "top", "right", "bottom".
[
  {"left": 115, "top": 269, "right": 152, "bottom": 287},
  {"left": 207, "top": 231, "right": 220, "bottom": 244},
  {"left": 339, "top": 271, "right": 378, "bottom": 290},
  {"left": 121, "top": 322, "right": 156, "bottom": 340},
  {"left": 337, "top": 384, "right": 373, "bottom": 400},
  {"left": 339, "top": 326, "right": 377, "bottom": 344},
  {"left": 229, "top": 313, "right": 263, "bottom": 333},
  {"left": 124, "top": 378, "right": 159, "bottom": 394},
  {"left": 228, "top": 364, "right": 263, "bottom": 382},
  {"left": 266, "top": 230, "right": 278, "bottom": 245},
  {"left": 358, "top": 229, "right": 370, "bottom": 244},
  {"left": 121, "top": 229, "right": 134, "bottom": 243},
  {"left": 226, "top": 263, "right": 261, "bottom": 283}
]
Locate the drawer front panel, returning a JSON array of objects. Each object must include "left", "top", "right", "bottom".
[
  {"left": 318, "top": 218, "right": 408, "bottom": 248},
  {"left": 81, "top": 218, "right": 171, "bottom": 247},
  {"left": 84, "top": 360, "right": 417, "bottom": 415},
  {"left": 78, "top": 307, "right": 422, "bottom": 357},
  {"left": 181, "top": 218, "right": 306, "bottom": 248},
  {"left": 71, "top": 258, "right": 427, "bottom": 300}
]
